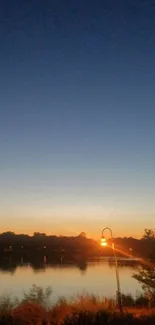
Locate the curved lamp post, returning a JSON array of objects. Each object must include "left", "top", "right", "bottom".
[{"left": 101, "top": 227, "right": 123, "bottom": 313}]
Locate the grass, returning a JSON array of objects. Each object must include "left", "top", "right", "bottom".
[{"left": 0, "top": 286, "right": 155, "bottom": 324}]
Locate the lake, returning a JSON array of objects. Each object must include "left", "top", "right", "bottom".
[{"left": 0, "top": 257, "right": 142, "bottom": 302}]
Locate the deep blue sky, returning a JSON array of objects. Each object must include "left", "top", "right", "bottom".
[{"left": 0, "top": 0, "right": 155, "bottom": 237}]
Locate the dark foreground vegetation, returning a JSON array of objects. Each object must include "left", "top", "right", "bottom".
[
  {"left": 0, "top": 286, "right": 155, "bottom": 325},
  {"left": 1, "top": 310, "right": 155, "bottom": 325}
]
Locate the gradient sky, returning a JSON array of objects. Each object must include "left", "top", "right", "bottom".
[{"left": 0, "top": 0, "right": 155, "bottom": 238}]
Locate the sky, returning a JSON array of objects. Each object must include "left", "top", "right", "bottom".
[{"left": 0, "top": 0, "right": 155, "bottom": 238}]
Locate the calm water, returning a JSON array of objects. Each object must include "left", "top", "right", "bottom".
[{"left": 0, "top": 258, "right": 142, "bottom": 302}]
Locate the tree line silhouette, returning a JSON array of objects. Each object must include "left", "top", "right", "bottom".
[{"left": 0, "top": 228, "right": 155, "bottom": 261}]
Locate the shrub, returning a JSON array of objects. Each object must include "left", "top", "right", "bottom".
[
  {"left": 0, "top": 295, "right": 18, "bottom": 317},
  {"left": 11, "top": 302, "right": 47, "bottom": 324},
  {"left": 121, "top": 294, "right": 135, "bottom": 307},
  {"left": 21, "top": 285, "right": 52, "bottom": 308}
]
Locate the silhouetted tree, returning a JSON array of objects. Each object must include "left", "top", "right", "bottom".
[
  {"left": 134, "top": 266, "right": 155, "bottom": 289},
  {"left": 33, "top": 232, "right": 46, "bottom": 237},
  {"left": 143, "top": 229, "right": 155, "bottom": 239},
  {"left": 0, "top": 229, "right": 155, "bottom": 262},
  {"left": 133, "top": 265, "right": 155, "bottom": 306},
  {"left": 78, "top": 232, "right": 86, "bottom": 238},
  {"left": 2, "top": 231, "right": 15, "bottom": 236}
]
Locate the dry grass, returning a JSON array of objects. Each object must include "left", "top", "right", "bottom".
[
  {"left": 11, "top": 302, "right": 47, "bottom": 324},
  {"left": 0, "top": 286, "right": 155, "bottom": 324},
  {"left": 0, "top": 290, "right": 116, "bottom": 324},
  {"left": 48, "top": 295, "right": 114, "bottom": 324}
]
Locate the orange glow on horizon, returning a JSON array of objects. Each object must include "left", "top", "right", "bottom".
[{"left": 0, "top": 223, "right": 143, "bottom": 240}]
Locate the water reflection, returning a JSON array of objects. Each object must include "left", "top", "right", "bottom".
[
  {"left": 0, "top": 255, "right": 88, "bottom": 274},
  {"left": 0, "top": 254, "right": 140, "bottom": 274},
  {"left": 0, "top": 254, "right": 142, "bottom": 301}
]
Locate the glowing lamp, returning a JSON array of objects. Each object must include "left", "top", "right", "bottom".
[
  {"left": 101, "top": 241, "right": 107, "bottom": 247},
  {"left": 100, "top": 236, "right": 107, "bottom": 246}
]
